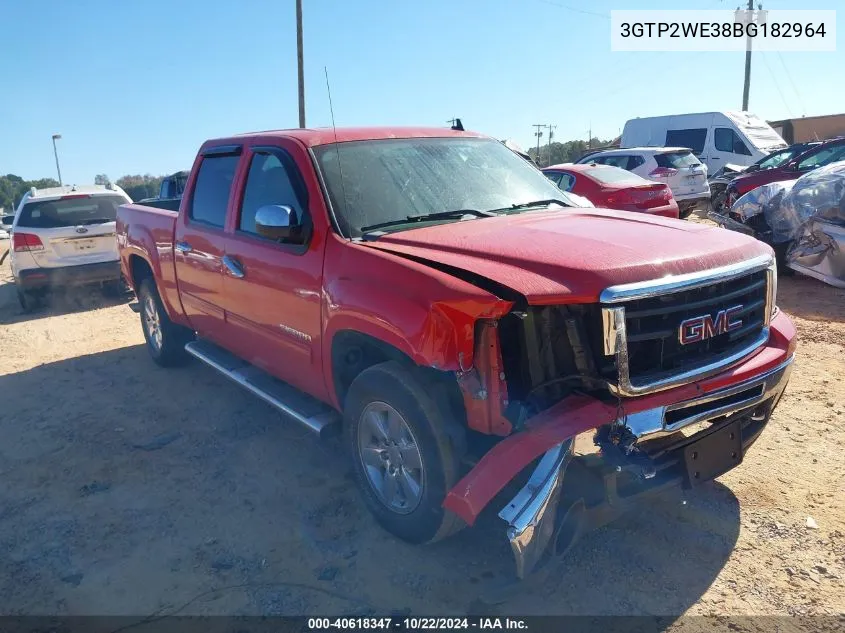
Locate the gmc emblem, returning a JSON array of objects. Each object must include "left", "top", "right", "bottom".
[{"left": 679, "top": 305, "right": 744, "bottom": 345}]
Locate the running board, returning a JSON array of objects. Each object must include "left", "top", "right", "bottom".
[{"left": 184, "top": 339, "right": 340, "bottom": 438}]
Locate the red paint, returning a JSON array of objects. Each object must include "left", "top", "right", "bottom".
[
  {"left": 443, "top": 310, "right": 796, "bottom": 525},
  {"left": 543, "top": 164, "right": 679, "bottom": 219}
]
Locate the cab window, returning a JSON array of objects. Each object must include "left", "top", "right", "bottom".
[{"left": 715, "top": 128, "right": 752, "bottom": 156}]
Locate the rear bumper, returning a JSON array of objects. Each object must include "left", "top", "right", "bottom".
[
  {"left": 444, "top": 310, "right": 796, "bottom": 579},
  {"left": 16, "top": 261, "right": 122, "bottom": 289},
  {"left": 675, "top": 194, "right": 711, "bottom": 211}
]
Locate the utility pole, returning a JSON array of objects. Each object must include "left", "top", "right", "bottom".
[
  {"left": 296, "top": 0, "right": 305, "bottom": 128},
  {"left": 51, "top": 134, "right": 63, "bottom": 186},
  {"left": 739, "top": 0, "right": 764, "bottom": 111},
  {"left": 588, "top": 123, "right": 592, "bottom": 149},
  {"left": 533, "top": 124, "right": 544, "bottom": 165},
  {"left": 546, "top": 124, "right": 557, "bottom": 167}
]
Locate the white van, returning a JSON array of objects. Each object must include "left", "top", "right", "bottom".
[{"left": 621, "top": 112, "right": 787, "bottom": 173}]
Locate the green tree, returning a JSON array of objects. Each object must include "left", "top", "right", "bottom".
[
  {"left": 528, "top": 137, "right": 613, "bottom": 167},
  {"left": 94, "top": 174, "right": 110, "bottom": 185},
  {"left": 0, "top": 174, "right": 60, "bottom": 212},
  {"left": 115, "top": 174, "right": 164, "bottom": 202}
]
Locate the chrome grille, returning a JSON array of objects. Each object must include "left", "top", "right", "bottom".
[{"left": 599, "top": 255, "right": 775, "bottom": 396}]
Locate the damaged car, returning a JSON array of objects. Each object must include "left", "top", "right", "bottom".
[{"left": 117, "top": 127, "right": 797, "bottom": 582}]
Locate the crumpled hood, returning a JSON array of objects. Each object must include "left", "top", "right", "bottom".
[{"left": 364, "top": 208, "right": 772, "bottom": 303}]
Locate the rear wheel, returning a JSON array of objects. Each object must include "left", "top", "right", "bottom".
[
  {"left": 344, "top": 361, "right": 466, "bottom": 544},
  {"left": 138, "top": 278, "right": 193, "bottom": 366},
  {"left": 16, "top": 288, "right": 41, "bottom": 313}
]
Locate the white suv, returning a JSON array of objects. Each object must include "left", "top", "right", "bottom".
[
  {"left": 576, "top": 147, "right": 710, "bottom": 218},
  {"left": 4, "top": 184, "right": 132, "bottom": 311}
]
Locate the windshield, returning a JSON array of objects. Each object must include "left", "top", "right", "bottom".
[
  {"left": 314, "top": 137, "right": 575, "bottom": 237},
  {"left": 756, "top": 148, "right": 799, "bottom": 170},
  {"left": 16, "top": 194, "right": 126, "bottom": 228}
]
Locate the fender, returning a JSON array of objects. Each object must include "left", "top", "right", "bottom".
[{"left": 321, "top": 236, "right": 512, "bottom": 408}]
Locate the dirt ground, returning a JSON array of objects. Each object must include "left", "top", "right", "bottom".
[{"left": 0, "top": 216, "right": 843, "bottom": 624}]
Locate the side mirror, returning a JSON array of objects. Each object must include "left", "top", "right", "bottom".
[
  {"left": 745, "top": 164, "right": 759, "bottom": 173},
  {"left": 255, "top": 205, "right": 298, "bottom": 241},
  {"left": 1, "top": 215, "right": 13, "bottom": 227}
]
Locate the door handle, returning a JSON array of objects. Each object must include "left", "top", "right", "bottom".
[
  {"left": 175, "top": 241, "right": 192, "bottom": 253},
  {"left": 222, "top": 255, "right": 245, "bottom": 278}
]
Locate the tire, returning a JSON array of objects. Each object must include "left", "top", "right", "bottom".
[
  {"left": 16, "top": 287, "right": 41, "bottom": 313},
  {"left": 344, "top": 361, "right": 467, "bottom": 544},
  {"left": 137, "top": 277, "right": 193, "bottom": 367}
]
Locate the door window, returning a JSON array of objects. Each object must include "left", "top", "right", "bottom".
[
  {"left": 714, "top": 128, "right": 752, "bottom": 155},
  {"left": 557, "top": 172, "right": 576, "bottom": 191},
  {"left": 665, "top": 128, "right": 707, "bottom": 155},
  {"left": 238, "top": 150, "right": 309, "bottom": 240},
  {"left": 190, "top": 155, "right": 239, "bottom": 228},
  {"left": 544, "top": 171, "right": 561, "bottom": 186}
]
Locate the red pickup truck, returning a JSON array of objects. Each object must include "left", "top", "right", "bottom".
[{"left": 117, "top": 127, "right": 796, "bottom": 582}]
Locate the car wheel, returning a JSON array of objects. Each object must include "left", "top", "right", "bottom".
[
  {"left": 16, "top": 288, "right": 41, "bottom": 313},
  {"left": 344, "top": 361, "right": 467, "bottom": 544},
  {"left": 138, "top": 278, "right": 193, "bottom": 367}
]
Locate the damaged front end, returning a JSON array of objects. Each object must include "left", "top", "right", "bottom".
[{"left": 446, "top": 258, "right": 796, "bottom": 582}]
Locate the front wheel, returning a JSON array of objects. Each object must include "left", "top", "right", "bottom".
[
  {"left": 344, "top": 361, "right": 466, "bottom": 544},
  {"left": 138, "top": 278, "right": 193, "bottom": 367}
]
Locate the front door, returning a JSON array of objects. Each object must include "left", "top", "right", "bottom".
[
  {"left": 173, "top": 148, "right": 241, "bottom": 343},
  {"left": 220, "top": 143, "right": 326, "bottom": 400}
]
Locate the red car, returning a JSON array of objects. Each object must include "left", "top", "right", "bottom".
[
  {"left": 726, "top": 137, "right": 845, "bottom": 208},
  {"left": 543, "top": 163, "right": 679, "bottom": 218}
]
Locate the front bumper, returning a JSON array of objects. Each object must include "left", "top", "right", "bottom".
[
  {"left": 16, "top": 261, "right": 122, "bottom": 289},
  {"left": 443, "top": 310, "right": 796, "bottom": 579}
]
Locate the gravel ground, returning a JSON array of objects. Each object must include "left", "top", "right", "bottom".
[{"left": 0, "top": 223, "right": 843, "bottom": 624}]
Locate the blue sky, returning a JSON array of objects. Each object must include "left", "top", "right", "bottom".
[{"left": 1, "top": 0, "right": 842, "bottom": 184}]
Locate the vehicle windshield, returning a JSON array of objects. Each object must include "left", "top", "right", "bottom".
[
  {"left": 313, "top": 137, "right": 576, "bottom": 237},
  {"left": 16, "top": 194, "right": 126, "bottom": 228},
  {"left": 755, "top": 146, "right": 812, "bottom": 170}
]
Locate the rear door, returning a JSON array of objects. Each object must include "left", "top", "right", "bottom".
[
  {"left": 13, "top": 193, "right": 128, "bottom": 269},
  {"left": 173, "top": 145, "right": 241, "bottom": 342},
  {"left": 220, "top": 141, "right": 327, "bottom": 399}
]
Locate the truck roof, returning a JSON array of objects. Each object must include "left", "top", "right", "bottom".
[{"left": 220, "top": 126, "right": 486, "bottom": 148}]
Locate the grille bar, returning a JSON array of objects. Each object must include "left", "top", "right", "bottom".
[{"left": 624, "top": 278, "right": 766, "bottom": 319}]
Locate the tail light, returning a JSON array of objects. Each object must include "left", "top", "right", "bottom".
[
  {"left": 13, "top": 232, "right": 44, "bottom": 252},
  {"left": 649, "top": 167, "right": 678, "bottom": 178}
]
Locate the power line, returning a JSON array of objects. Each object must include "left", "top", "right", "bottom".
[
  {"left": 776, "top": 51, "right": 807, "bottom": 116},
  {"left": 535, "top": 0, "right": 609, "bottom": 19},
  {"left": 760, "top": 52, "right": 793, "bottom": 117}
]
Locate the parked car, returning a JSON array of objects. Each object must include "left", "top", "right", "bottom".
[
  {"left": 709, "top": 142, "right": 821, "bottom": 214},
  {"left": 543, "top": 163, "right": 679, "bottom": 218},
  {"left": 622, "top": 111, "right": 787, "bottom": 173},
  {"left": 7, "top": 183, "right": 132, "bottom": 311},
  {"left": 575, "top": 147, "right": 709, "bottom": 217},
  {"left": 725, "top": 137, "right": 845, "bottom": 209},
  {"left": 117, "top": 126, "right": 795, "bottom": 582}
]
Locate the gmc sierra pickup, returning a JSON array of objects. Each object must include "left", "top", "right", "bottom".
[{"left": 117, "top": 127, "right": 796, "bottom": 582}]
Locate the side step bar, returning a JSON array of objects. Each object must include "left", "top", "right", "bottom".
[{"left": 184, "top": 339, "right": 341, "bottom": 438}]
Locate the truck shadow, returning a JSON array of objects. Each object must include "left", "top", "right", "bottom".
[
  {"left": 0, "top": 281, "right": 132, "bottom": 325},
  {"left": 0, "top": 345, "right": 738, "bottom": 620}
]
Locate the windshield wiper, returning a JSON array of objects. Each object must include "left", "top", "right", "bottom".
[
  {"left": 360, "top": 209, "right": 499, "bottom": 233},
  {"left": 499, "top": 198, "right": 571, "bottom": 212}
]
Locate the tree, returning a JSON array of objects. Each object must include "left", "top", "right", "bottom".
[
  {"left": 94, "top": 174, "right": 110, "bottom": 185},
  {"left": 0, "top": 174, "right": 60, "bottom": 212},
  {"left": 528, "top": 137, "right": 614, "bottom": 167},
  {"left": 115, "top": 174, "right": 164, "bottom": 202}
]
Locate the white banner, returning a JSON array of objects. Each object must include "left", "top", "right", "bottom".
[{"left": 611, "top": 9, "right": 836, "bottom": 52}]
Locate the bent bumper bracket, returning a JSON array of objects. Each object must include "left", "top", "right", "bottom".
[{"left": 497, "top": 439, "right": 573, "bottom": 579}]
